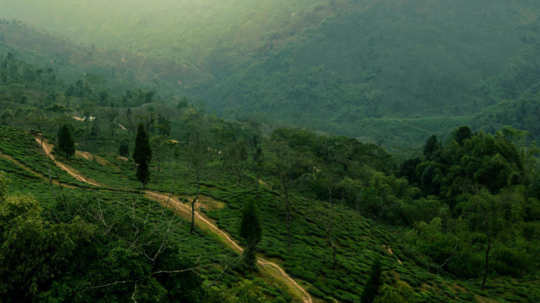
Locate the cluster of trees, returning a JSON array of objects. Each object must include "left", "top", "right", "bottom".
[
  {"left": 182, "top": 120, "right": 540, "bottom": 290},
  {"left": 0, "top": 52, "right": 180, "bottom": 158},
  {"left": 123, "top": 96, "right": 540, "bottom": 292},
  {"left": 0, "top": 172, "right": 268, "bottom": 302},
  {"left": 395, "top": 126, "right": 540, "bottom": 285}
]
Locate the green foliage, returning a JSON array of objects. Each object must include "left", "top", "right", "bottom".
[
  {"left": 133, "top": 122, "right": 152, "bottom": 188},
  {"left": 452, "top": 126, "right": 472, "bottom": 147},
  {"left": 119, "top": 138, "right": 130, "bottom": 157},
  {"left": 0, "top": 171, "right": 10, "bottom": 201},
  {"left": 2, "top": 14, "right": 540, "bottom": 301},
  {"left": 361, "top": 258, "right": 383, "bottom": 303},
  {"left": 373, "top": 283, "right": 415, "bottom": 303},
  {"left": 0, "top": 175, "right": 95, "bottom": 301},
  {"left": 532, "top": 173, "right": 540, "bottom": 200},
  {"left": 239, "top": 198, "right": 263, "bottom": 266},
  {"left": 58, "top": 124, "right": 75, "bottom": 158}
]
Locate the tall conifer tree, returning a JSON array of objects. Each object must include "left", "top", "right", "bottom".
[
  {"left": 239, "top": 198, "right": 263, "bottom": 266},
  {"left": 133, "top": 122, "right": 152, "bottom": 188},
  {"left": 58, "top": 124, "right": 75, "bottom": 158},
  {"left": 361, "top": 257, "right": 383, "bottom": 303}
]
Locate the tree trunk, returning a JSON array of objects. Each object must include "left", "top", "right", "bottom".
[
  {"left": 332, "top": 239, "right": 337, "bottom": 268},
  {"left": 190, "top": 175, "right": 201, "bottom": 234},
  {"left": 155, "top": 153, "right": 161, "bottom": 182},
  {"left": 255, "top": 170, "right": 260, "bottom": 197},
  {"left": 285, "top": 186, "right": 291, "bottom": 252},
  {"left": 238, "top": 165, "right": 242, "bottom": 184},
  {"left": 286, "top": 200, "right": 291, "bottom": 252},
  {"left": 481, "top": 227, "right": 491, "bottom": 289}
]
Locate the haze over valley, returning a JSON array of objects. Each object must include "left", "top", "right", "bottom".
[{"left": 1, "top": 1, "right": 540, "bottom": 302}]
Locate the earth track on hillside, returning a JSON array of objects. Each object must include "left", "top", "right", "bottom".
[
  {"left": 0, "top": 152, "right": 76, "bottom": 189},
  {"left": 146, "top": 191, "right": 313, "bottom": 303},
  {"left": 35, "top": 138, "right": 102, "bottom": 187},
  {"left": 36, "top": 140, "right": 313, "bottom": 303}
]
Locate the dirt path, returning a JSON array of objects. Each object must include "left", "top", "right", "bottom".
[
  {"left": 34, "top": 140, "right": 313, "bottom": 303},
  {"left": 35, "top": 138, "right": 103, "bottom": 187},
  {"left": 115, "top": 122, "right": 126, "bottom": 130},
  {"left": 76, "top": 151, "right": 91, "bottom": 160},
  {"left": 146, "top": 191, "right": 313, "bottom": 303},
  {"left": 121, "top": 52, "right": 146, "bottom": 73},
  {"left": 397, "top": 119, "right": 432, "bottom": 134},
  {"left": 0, "top": 152, "right": 76, "bottom": 188}
]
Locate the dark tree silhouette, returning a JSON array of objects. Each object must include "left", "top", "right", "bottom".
[
  {"left": 119, "top": 138, "right": 130, "bottom": 157},
  {"left": 133, "top": 122, "right": 152, "bottom": 188},
  {"left": 239, "top": 198, "right": 263, "bottom": 266},
  {"left": 453, "top": 125, "right": 472, "bottom": 146},
  {"left": 58, "top": 124, "right": 75, "bottom": 158},
  {"left": 361, "top": 257, "right": 383, "bottom": 303}
]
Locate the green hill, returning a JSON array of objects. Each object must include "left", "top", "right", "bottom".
[
  {"left": 3, "top": 0, "right": 540, "bottom": 147},
  {"left": 2, "top": 5, "right": 540, "bottom": 301},
  {"left": 2, "top": 122, "right": 540, "bottom": 302}
]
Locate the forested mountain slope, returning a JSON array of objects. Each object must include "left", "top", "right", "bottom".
[
  {"left": 2, "top": 14, "right": 540, "bottom": 301},
  {"left": 3, "top": 0, "right": 540, "bottom": 147}
]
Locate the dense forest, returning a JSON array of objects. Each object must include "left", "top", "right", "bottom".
[
  {"left": 1, "top": 1, "right": 540, "bottom": 302},
  {"left": 3, "top": 0, "right": 540, "bottom": 147}
]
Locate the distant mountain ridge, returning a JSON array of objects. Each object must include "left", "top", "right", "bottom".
[{"left": 2, "top": 0, "right": 540, "bottom": 147}]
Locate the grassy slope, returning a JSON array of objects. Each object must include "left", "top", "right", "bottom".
[{"left": 1, "top": 126, "right": 540, "bottom": 302}]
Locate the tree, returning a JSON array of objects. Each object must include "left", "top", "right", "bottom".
[
  {"left": 133, "top": 122, "right": 152, "bottom": 189},
  {"left": 27, "top": 110, "right": 50, "bottom": 132},
  {"left": 119, "top": 138, "right": 130, "bottom": 157},
  {"left": 361, "top": 257, "right": 383, "bottom": 303},
  {"left": 0, "top": 170, "right": 210, "bottom": 302},
  {"left": 58, "top": 124, "right": 75, "bottom": 158},
  {"left": 90, "top": 120, "right": 100, "bottom": 137},
  {"left": 318, "top": 137, "right": 342, "bottom": 207},
  {"left": 532, "top": 173, "right": 540, "bottom": 200},
  {"left": 185, "top": 110, "right": 210, "bottom": 234},
  {"left": 1, "top": 109, "right": 12, "bottom": 126},
  {"left": 151, "top": 136, "right": 165, "bottom": 182},
  {"left": 464, "top": 190, "right": 502, "bottom": 289},
  {"left": 229, "top": 281, "right": 266, "bottom": 303},
  {"left": 269, "top": 140, "right": 309, "bottom": 251},
  {"left": 126, "top": 108, "right": 135, "bottom": 133},
  {"left": 224, "top": 140, "right": 249, "bottom": 183},
  {"left": 0, "top": 173, "right": 94, "bottom": 300},
  {"left": 423, "top": 135, "right": 441, "bottom": 161},
  {"left": 373, "top": 284, "right": 415, "bottom": 303},
  {"left": 254, "top": 147, "right": 264, "bottom": 196},
  {"left": 239, "top": 198, "right": 263, "bottom": 266},
  {"left": 453, "top": 125, "right": 472, "bottom": 146},
  {"left": 319, "top": 207, "right": 338, "bottom": 268}
]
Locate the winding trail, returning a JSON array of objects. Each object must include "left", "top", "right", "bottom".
[
  {"left": 121, "top": 52, "right": 146, "bottom": 73},
  {"left": 115, "top": 122, "right": 127, "bottom": 130},
  {"left": 35, "top": 138, "right": 102, "bottom": 187},
  {"left": 34, "top": 140, "right": 313, "bottom": 303},
  {"left": 0, "top": 152, "right": 76, "bottom": 188},
  {"left": 152, "top": 66, "right": 179, "bottom": 80},
  {"left": 146, "top": 191, "right": 312, "bottom": 303}
]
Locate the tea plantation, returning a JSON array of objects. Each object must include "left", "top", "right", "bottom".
[{"left": 1, "top": 125, "right": 540, "bottom": 302}]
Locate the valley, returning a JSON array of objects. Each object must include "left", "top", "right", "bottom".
[{"left": 1, "top": 1, "right": 540, "bottom": 302}]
